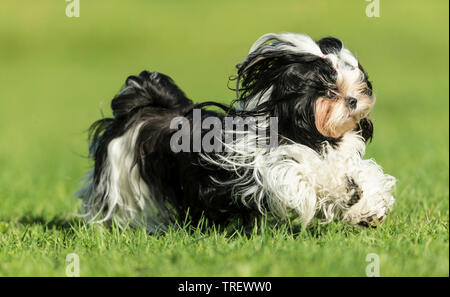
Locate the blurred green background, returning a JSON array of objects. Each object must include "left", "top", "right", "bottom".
[{"left": 0, "top": 0, "right": 448, "bottom": 276}]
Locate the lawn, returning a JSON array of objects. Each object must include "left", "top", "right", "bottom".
[{"left": 0, "top": 0, "right": 448, "bottom": 276}]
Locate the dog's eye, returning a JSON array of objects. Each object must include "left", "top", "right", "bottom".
[
  {"left": 362, "top": 87, "right": 372, "bottom": 96},
  {"left": 325, "top": 89, "right": 339, "bottom": 100}
]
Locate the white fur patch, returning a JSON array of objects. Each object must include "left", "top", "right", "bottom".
[{"left": 77, "top": 124, "right": 172, "bottom": 232}]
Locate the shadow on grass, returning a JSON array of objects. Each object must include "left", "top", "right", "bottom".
[
  {"left": 14, "top": 214, "right": 84, "bottom": 231},
  {"left": 4, "top": 212, "right": 365, "bottom": 238},
  {"left": 169, "top": 215, "right": 364, "bottom": 240}
]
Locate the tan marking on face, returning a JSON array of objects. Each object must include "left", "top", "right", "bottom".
[
  {"left": 315, "top": 97, "right": 333, "bottom": 137},
  {"left": 315, "top": 97, "right": 357, "bottom": 138}
]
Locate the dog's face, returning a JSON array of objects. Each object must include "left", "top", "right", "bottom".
[
  {"left": 314, "top": 67, "right": 375, "bottom": 139},
  {"left": 235, "top": 34, "right": 375, "bottom": 149}
]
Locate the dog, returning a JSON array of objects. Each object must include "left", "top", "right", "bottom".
[{"left": 77, "top": 33, "right": 396, "bottom": 232}]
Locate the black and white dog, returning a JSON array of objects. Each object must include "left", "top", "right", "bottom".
[{"left": 77, "top": 33, "right": 396, "bottom": 232}]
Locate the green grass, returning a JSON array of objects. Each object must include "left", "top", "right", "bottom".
[{"left": 0, "top": 0, "right": 448, "bottom": 276}]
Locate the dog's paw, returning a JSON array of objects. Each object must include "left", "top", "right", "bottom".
[{"left": 346, "top": 176, "right": 362, "bottom": 207}]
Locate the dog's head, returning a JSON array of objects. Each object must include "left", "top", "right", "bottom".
[{"left": 234, "top": 33, "right": 375, "bottom": 150}]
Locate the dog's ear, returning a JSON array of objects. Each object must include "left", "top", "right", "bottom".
[
  {"left": 358, "top": 117, "right": 373, "bottom": 142},
  {"left": 316, "top": 37, "right": 343, "bottom": 55}
]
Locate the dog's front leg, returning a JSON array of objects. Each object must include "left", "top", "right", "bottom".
[
  {"left": 340, "top": 158, "right": 396, "bottom": 226},
  {"left": 251, "top": 149, "right": 322, "bottom": 226}
]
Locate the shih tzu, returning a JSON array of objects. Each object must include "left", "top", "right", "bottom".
[{"left": 77, "top": 33, "right": 396, "bottom": 232}]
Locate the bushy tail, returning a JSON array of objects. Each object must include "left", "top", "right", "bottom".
[{"left": 111, "top": 70, "right": 192, "bottom": 118}]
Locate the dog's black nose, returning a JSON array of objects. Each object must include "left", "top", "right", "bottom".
[{"left": 346, "top": 97, "right": 357, "bottom": 109}]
